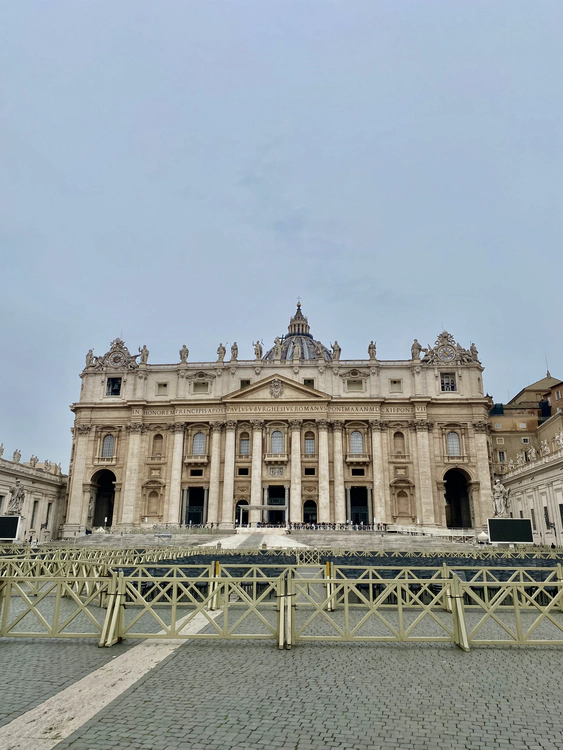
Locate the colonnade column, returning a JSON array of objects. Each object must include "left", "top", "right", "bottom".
[
  {"left": 120, "top": 423, "right": 145, "bottom": 526},
  {"left": 207, "top": 422, "right": 223, "bottom": 525},
  {"left": 220, "top": 420, "right": 237, "bottom": 528},
  {"left": 250, "top": 420, "right": 264, "bottom": 526},
  {"left": 167, "top": 423, "right": 185, "bottom": 525},
  {"left": 331, "top": 422, "right": 346, "bottom": 524},
  {"left": 473, "top": 421, "right": 494, "bottom": 527},
  {"left": 289, "top": 419, "right": 302, "bottom": 524},
  {"left": 65, "top": 425, "right": 92, "bottom": 532},
  {"left": 369, "top": 420, "right": 385, "bottom": 525},
  {"left": 415, "top": 421, "right": 436, "bottom": 526},
  {"left": 284, "top": 485, "right": 290, "bottom": 526},
  {"left": 318, "top": 419, "right": 330, "bottom": 523}
]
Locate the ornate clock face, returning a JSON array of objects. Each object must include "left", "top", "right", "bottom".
[
  {"left": 438, "top": 345, "right": 455, "bottom": 362},
  {"left": 110, "top": 352, "right": 125, "bottom": 367}
]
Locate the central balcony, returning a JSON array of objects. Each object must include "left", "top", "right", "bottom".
[
  {"left": 184, "top": 453, "right": 209, "bottom": 465},
  {"left": 264, "top": 453, "right": 289, "bottom": 465},
  {"left": 345, "top": 453, "right": 371, "bottom": 464}
]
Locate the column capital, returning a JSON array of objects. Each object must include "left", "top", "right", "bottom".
[
  {"left": 472, "top": 421, "right": 489, "bottom": 434},
  {"left": 74, "top": 424, "right": 92, "bottom": 435},
  {"left": 225, "top": 420, "right": 237, "bottom": 431},
  {"left": 168, "top": 422, "right": 186, "bottom": 434},
  {"left": 316, "top": 419, "right": 329, "bottom": 430},
  {"left": 126, "top": 423, "right": 147, "bottom": 434},
  {"left": 250, "top": 419, "right": 265, "bottom": 429},
  {"left": 211, "top": 421, "right": 224, "bottom": 433},
  {"left": 330, "top": 421, "right": 344, "bottom": 433},
  {"left": 289, "top": 419, "right": 303, "bottom": 430},
  {"left": 413, "top": 420, "right": 433, "bottom": 432},
  {"left": 369, "top": 419, "right": 387, "bottom": 431}
]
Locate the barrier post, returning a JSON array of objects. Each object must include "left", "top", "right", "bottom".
[
  {"left": 277, "top": 572, "right": 285, "bottom": 650},
  {"left": 442, "top": 563, "right": 452, "bottom": 612},
  {"left": 451, "top": 575, "right": 470, "bottom": 652}
]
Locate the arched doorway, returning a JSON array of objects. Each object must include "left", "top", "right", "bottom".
[
  {"left": 303, "top": 500, "right": 317, "bottom": 524},
  {"left": 444, "top": 469, "right": 472, "bottom": 528},
  {"left": 235, "top": 500, "right": 249, "bottom": 526},
  {"left": 91, "top": 470, "right": 116, "bottom": 528}
]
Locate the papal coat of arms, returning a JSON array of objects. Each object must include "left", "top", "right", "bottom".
[{"left": 269, "top": 378, "right": 284, "bottom": 398}]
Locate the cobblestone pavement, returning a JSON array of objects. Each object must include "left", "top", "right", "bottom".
[
  {"left": 0, "top": 639, "right": 135, "bottom": 729},
  {"left": 49, "top": 639, "right": 563, "bottom": 750}
]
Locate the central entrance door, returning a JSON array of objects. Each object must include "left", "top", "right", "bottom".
[
  {"left": 350, "top": 486, "right": 369, "bottom": 525},
  {"left": 267, "top": 485, "right": 286, "bottom": 525},
  {"left": 185, "top": 487, "right": 206, "bottom": 525}
]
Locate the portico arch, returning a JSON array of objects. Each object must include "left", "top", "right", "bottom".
[
  {"left": 444, "top": 468, "right": 473, "bottom": 528},
  {"left": 90, "top": 469, "right": 116, "bottom": 528}
]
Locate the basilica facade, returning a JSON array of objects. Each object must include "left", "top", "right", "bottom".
[{"left": 64, "top": 305, "right": 494, "bottom": 536}]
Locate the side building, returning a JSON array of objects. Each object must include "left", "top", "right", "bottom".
[
  {"left": 64, "top": 305, "right": 494, "bottom": 536},
  {"left": 490, "top": 374, "right": 563, "bottom": 545},
  {"left": 0, "top": 447, "right": 68, "bottom": 541}
]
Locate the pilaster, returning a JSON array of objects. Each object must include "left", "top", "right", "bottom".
[
  {"left": 317, "top": 419, "right": 330, "bottom": 523},
  {"left": 220, "top": 420, "right": 237, "bottom": 527},
  {"left": 207, "top": 422, "right": 223, "bottom": 525},
  {"left": 289, "top": 419, "right": 302, "bottom": 524},
  {"left": 331, "top": 422, "right": 346, "bottom": 524},
  {"left": 166, "top": 423, "right": 185, "bottom": 525}
]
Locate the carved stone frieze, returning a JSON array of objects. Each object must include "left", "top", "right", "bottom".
[
  {"left": 127, "top": 423, "right": 147, "bottom": 433},
  {"left": 186, "top": 370, "right": 216, "bottom": 380},
  {"left": 303, "top": 486, "right": 316, "bottom": 493},
  {"left": 338, "top": 368, "right": 370, "bottom": 379},
  {"left": 138, "top": 371, "right": 148, "bottom": 380},
  {"left": 472, "top": 421, "right": 488, "bottom": 433},
  {"left": 75, "top": 425, "right": 92, "bottom": 435}
]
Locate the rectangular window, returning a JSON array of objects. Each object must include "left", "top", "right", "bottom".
[
  {"left": 193, "top": 382, "right": 209, "bottom": 394},
  {"left": 239, "top": 438, "right": 250, "bottom": 455},
  {"left": 303, "top": 379, "right": 315, "bottom": 388},
  {"left": 237, "top": 467, "right": 249, "bottom": 476},
  {"left": 46, "top": 503, "right": 52, "bottom": 525},
  {"left": 240, "top": 380, "right": 251, "bottom": 389},
  {"left": 106, "top": 377, "right": 122, "bottom": 397},
  {"left": 351, "top": 468, "right": 365, "bottom": 476},
  {"left": 520, "top": 510, "right": 524, "bottom": 519},
  {"left": 347, "top": 379, "right": 363, "bottom": 392},
  {"left": 519, "top": 422, "right": 527, "bottom": 429},
  {"left": 190, "top": 469, "right": 203, "bottom": 477},
  {"left": 531, "top": 507, "right": 537, "bottom": 531},
  {"left": 498, "top": 451, "right": 506, "bottom": 463},
  {"left": 389, "top": 379, "right": 402, "bottom": 393},
  {"left": 559, "top": 504, "right": 563, "bottom": 527},
  {"left": 304, "top": 438, "right": 315, "bottom": 455},
  {"left": 555, "top": 389, "right": 561, "bottom": 400},
  {"left": 31, "top": 500, "right": 39, "bottom": 529},
  {"left": 496, "top": 438, "right": 505, "bottom": 444},
  {"left": 0, "top": 495, "right": 3, "bottom": 513},
  {"left": 304, "top": 467, "right": 316, "bottom": 476},
  {"left": 440, "top": 373, "right": 457, "bottom": 392},
  {"left": 521, "top": 437, "right": 530, "bottom": 444},
  {"left": 494, "top": 423, "right": 502, "bottom": 429},
  {"left": 544, "top": 506, "right": 551, "bottom": 528},
  {"left": 156, "top": 383, "right": 168, "bottom": 395}
]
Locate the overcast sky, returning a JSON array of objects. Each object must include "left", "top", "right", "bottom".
[{"left": 1, "top": 0, "right": 562, "bottom": 469}]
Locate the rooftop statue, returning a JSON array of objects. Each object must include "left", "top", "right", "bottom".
[
  {"left": 411, "top": 339, "right": 422, "bottom": 360},
  {"left": 230, "top": 342, "right": 238, "bottom": 362},
  {"left": 368, "top": 341, "right": 377, "bottom": 361},
  {"left": 179, "top": 344, "right": 189, "bottom": 364},
  {"left": 139, "top": 345, "right": 149, "bottom": 364},
  {"left": 331, "top": 341, "right": 341, "bottom": 361},
  {"left": 7, "top": 478, "right": 25, "bottom": 515},
  {"left": 216, "top": 343, "right": 226, "bottom": 363}
]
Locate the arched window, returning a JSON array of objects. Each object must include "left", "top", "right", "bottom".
[
  {"left": 239, "top": 432, "right": 250, "bottom": 456},
  {"left": 350, "top": 431, "right": 363, "bottom": 454},
  {"left": 101, "top": 434, "right": 114, "bottom": 458},
  {"left": 447, "top": 431, "right": 461, "bottom": 456},
  {"left": 271, "top": 430, "right": 283, "bottom": 454},
  {"left": 192, "top": 432, "right": 206, "bottom": 455},
  {"left": 152, "top": 433, "right": 163, "bottom": 458},
  {"left": 304, "top": 432, "right": 315, "bottom": 455},
  {"left": 393, "top": 432, "right": 405, "bottom": 455}
]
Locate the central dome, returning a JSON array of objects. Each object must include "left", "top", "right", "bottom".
[{"left": 263, "top": 303, "right": 332, "bottom": 362}]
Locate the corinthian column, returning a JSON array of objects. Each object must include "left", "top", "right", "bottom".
[
  {"left": 415, "top": 421, "right": 436, "bottom": 526},
  {"left": 120, "top": 423, "right": 146, "bottom": 526},
  {"left": 167, "top": 423, "right": 185, "bottom": 525},
  {"left": 289, "top": 420, "right": 302, "bottom": 524},
  {"left": 473, "top": 421, "right": 493, "bottom": 527},
  {"left": 220, "top": 421, "right": 237, "bottom": 527},
  {"left": 207, "top": 422, "right": 223, "bottom": 525},
  {"left": 65, "top": 425, "right": 92, "bottom": 532},
  {"left": 331, "top": 422, "right": 346, "bottom": 524},
  {"left": 250, "top": 420, "right": 264, "bottom": 526},
  {"left": 318, "top": 419, "right": 330, "bottom": 523},
  {"left": 369, "top": 420, "right": 385, "bottom": 524}
]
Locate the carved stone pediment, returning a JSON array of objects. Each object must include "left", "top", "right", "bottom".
[
  {"left": 223, "top": 374, "right": 331, "bottom": 403},
  {"left": 186, "top": 370, "right": 217, "bottom": 381},
  {"left": 89, "top": 338, "right": 139, "bottom": 371},
  {"left": 338, "top": 368, "right": 370, "bottom": 379}
]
